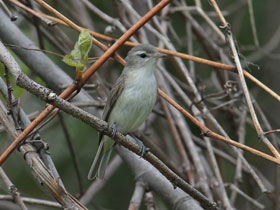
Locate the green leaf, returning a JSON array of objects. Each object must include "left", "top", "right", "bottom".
[
  {"left": 62, "top": 54, "right": 84, "bottom": 70},
  {"left": 78, "top": 29, "right": 92, "bottom": 64},
  {"left": 62, "top": 29, "right": 92, "bottom": 71}
]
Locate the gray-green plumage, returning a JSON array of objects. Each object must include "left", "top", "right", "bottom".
[{"left": 88, "top": 44, "right": 165, "bottom": 179}]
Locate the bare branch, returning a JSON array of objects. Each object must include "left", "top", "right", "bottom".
[
  {"left": 128, "top": 181, "right": 146, "bottom": 210},
  {"left": 0, "top": 195, "right": 61, "bottom": 208},
  {"left": 0, "top": 168, "right": 28, "bottom": 210}
]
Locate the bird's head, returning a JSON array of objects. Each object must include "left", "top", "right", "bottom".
[{"left": 124, "top": 44, "right": 165, "bottom": 70}]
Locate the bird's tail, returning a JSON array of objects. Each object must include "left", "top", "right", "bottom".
[{"left": 88, "top": 140, "right": 113, "bottom": 180}]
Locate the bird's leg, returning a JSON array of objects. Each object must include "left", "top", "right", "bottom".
[
  {"left": 111, "top": 122, "right": 118, "bottom": 138},
  {"left": 131, "top": 135, "right": 148, "bottom": 157}
]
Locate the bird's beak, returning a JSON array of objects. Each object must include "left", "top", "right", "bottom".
[{"left": 154, "top": 52, "right": 167, "bottom": 58}]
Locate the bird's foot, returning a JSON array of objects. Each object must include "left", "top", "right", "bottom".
[
  {"left": 111, "top": 122, "right": 118, "bottom": 138},
  {"left": 131, "top": 136, "right": 148, "bottom": 157}
]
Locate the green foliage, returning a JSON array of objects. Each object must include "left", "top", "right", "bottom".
[{"left": 63, "top": 29, "right": 92, "bottom": 71}]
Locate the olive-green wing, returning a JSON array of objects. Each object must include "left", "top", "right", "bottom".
[{"left": 98, "top": 75, "right": 125, "bottom": 144}]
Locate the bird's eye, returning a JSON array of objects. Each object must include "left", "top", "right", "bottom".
[{"left": 139, "top": 53, "right": 147, "bottom": 58}]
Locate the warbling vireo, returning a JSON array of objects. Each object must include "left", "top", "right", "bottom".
[{"left": 88, "top": 44, "right": 165, "bottom": 179}]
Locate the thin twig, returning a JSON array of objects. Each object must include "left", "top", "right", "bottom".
[
  {"left": 263, "top": 129, "right": 280, "bottom": 136},
  {"left": 230, "top": 108, "right": 247, "bottom": 203},
  {"left": 8, "top": 0, "right": 53, "bottom": 25},
  {"left": 58, "top": 113, "right": 84, "bottom": 196},
  {"left": 0, "top": 0, "right": 17, "bottom": 20},
  {"left": 80, "top": 0, "right": 138, "bottom": 43},
  {"left": 247, "top": 0, "right": 259, "bottom": 47},
  {"left": 0, "top": 168, "right": 28, "bottom": 210},
  {"left": 128, "top": 181, "right": 146, "bottom": 210},
  {"left": 186, "top": 22, "right": 195, "bottom": 78},
  {"left": 160, "top": 97, "right": 194, "bottom": 184},
  {"left": 170, "top": 5, "right": 225, "bottom": 42},
  {"left": 227, "top": 183, "right": 265, "bottom": 209},
  {"left": 0, "top": 194, "right": 61, "bottom": 208}
]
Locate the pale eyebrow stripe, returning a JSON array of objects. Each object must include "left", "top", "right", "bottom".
[{"left": 135, "top": 50, "right": 145, "bottom": 55}]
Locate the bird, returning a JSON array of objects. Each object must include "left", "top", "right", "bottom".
[{"left": 88, "top": 44, "right": 165, "bottom": 179}]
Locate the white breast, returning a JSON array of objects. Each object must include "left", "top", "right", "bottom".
[{"left": 108, "top": 68, "right": 157, "bottom": 133}]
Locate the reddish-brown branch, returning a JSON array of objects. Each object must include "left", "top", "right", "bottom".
[{"left": 158, "top": 89, "right": 280, "bottom": 165}]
